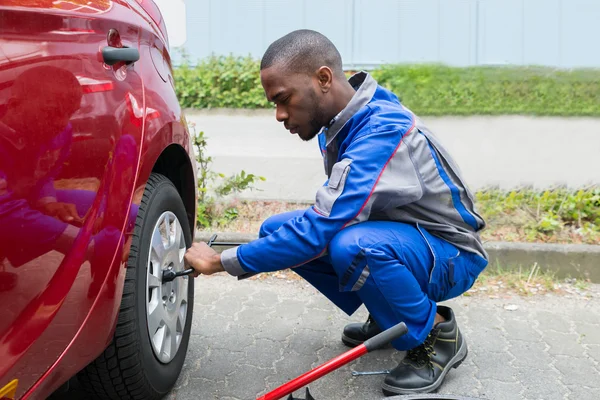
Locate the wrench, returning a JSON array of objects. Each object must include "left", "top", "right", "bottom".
[{"left": 351, "top": 369, "right": 391, "bottom": 376}]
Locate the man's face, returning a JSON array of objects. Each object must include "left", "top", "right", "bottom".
[{"left": 260, "top": 65, "right": 327, "bottom": 142}]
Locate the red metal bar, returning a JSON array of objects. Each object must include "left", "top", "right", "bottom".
[{"left": 256, "top": 344, "right": 369, "bottom": 400}]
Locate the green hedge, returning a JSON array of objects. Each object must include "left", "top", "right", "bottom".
[
  {"left": 175, "top": 56, "right": 270, "bottom": 109},
  {"left": 174, "top": 56, "right": 600, "bottom": 116},
  {"left": 372, "top": 64, "right": 600, "bottom": 116}
]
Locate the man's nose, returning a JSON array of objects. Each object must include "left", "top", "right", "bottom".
[{"left": 275, "top": 105, "right": 288, "bottom": 123}]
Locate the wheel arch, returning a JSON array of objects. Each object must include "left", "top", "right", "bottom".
[{"left": 150, "top": 143, "right": 197, "bottom": 235}]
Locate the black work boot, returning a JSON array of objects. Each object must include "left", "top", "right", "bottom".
[
  {"left": 341, "top": 315, "right": 382, "bottom": 347},
  {"left": 382, "top": 306, "right": 467, "bottom": 396}
]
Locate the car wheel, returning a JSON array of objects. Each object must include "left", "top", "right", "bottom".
[{"left": 78, "top": 173, "right": 194, "bottom": 399}]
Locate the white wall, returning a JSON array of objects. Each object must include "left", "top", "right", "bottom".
[{"left": 165, "top": 0, "right": 599, "bottom": 68}]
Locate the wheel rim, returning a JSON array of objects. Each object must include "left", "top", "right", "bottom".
[{"left": 146, "top": 211, "right": 188, "bottom": 363}]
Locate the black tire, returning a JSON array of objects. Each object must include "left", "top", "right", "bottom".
[{"left": 78, "top": 173, "right": 194, "bottom": 399}]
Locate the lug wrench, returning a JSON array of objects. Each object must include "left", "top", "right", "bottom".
[{"left": 161, "top": 234, "right": 244, "bottom": 282}]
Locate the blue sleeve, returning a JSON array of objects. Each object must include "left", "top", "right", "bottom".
[{"left": 220, "top": 110, "right": 421, "bottom": 276}]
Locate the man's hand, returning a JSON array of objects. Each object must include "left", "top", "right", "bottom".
[
  {"left": 39, "top": 202, "right": 82, "bottom": 224},
  {"left": 184, "top": 242, "right": 225, "bottom": 276}
]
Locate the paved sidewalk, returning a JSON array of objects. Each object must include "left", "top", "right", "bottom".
[
  {"left": 186, "top": 111, "right": 600, "bottom": 202},
  {"left": 167, "top": 274, "right": 600, "bottom": 400}
]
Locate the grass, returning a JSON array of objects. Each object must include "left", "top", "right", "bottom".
[
  {"left": 199, "top": 188, "right": 600, "bottom": 245},
  {"left": 466, "top": 261, "right": 591, "bottom": 298},
  {"left": 476, "top": 188, "right": 600, "bottom": 245}
]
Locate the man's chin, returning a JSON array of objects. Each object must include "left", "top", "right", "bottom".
[{"left": 299, "top": 130, "right": 318, "bottom": 142}]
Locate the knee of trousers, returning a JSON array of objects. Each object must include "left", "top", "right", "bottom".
[{"left": 328, "top": 225, "right": 399, "bottom": 278}]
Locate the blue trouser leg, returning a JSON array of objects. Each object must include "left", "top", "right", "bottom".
[
  {"left": 259, "top": 212, "right": 488, "bottom": 351},
  {"left": 259, "top": 211, "right": 363, "bottom": 315},
  {"left": 329, "top": 221, "right": 438, "bottom": 350}
]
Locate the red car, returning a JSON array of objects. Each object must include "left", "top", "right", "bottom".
[{"left": 0, "top": 1, "right": 197, "bottom": 399}]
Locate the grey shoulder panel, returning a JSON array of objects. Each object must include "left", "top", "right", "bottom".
[{"left": 314, "top": 158, "right": 353, "bottom": 217}]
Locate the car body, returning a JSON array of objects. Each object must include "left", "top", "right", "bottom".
[{"left": 0, "top": 1, "right": 197, "bottom": 398}]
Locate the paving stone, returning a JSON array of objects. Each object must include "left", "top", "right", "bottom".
[
  {"left": 515, "top": 367, "right": 569, "bottom": 400},
  {"left": 536, "top": 311, "right": 572, "bottom": 333},
  {"left": 301, "top": 365, "right": 353, "bottom": 399},
  {"left": 575, "top": 321, "right": 600, "bottom": 345},
  {"left": 287, "top": 328, "right": 328, "bottom": 355},
  {"left": 211, "top": 296, "right": 244, "bottom": 316},
  {"left": 553, "top": 355, "right": 600, "bottom": 388},
  {"left": 508, "top": 340, "right": 555, "bottom": 369},
  {"left": 568, "top": 305, "right": 600, "bottom": 320},
  {"left": 298, "top": 308, "right": 337, "bottom": 327},
  {"left": 211, "top": 326, "right": 257, "bottom": 352},
  {"left": 243, "top": 290, "right": 279, "bottom": 308},
  {"left": 54, "top": 275, "right": 600, "bottom": 400},
  {"left": 180, "top": 378, "right": 228, "bottom": 400},
  {"left": 191, "top": 311, "right": 233, "bottom": 336},
  {"left": 315, "top": 341, "right": 353, "bottom": 365},
  {"left": 227, "top": 283, "right": 258, "bottom": 298},
  {"left": 586, "top": 344, "right": 600, "bottom": 364},
  {"left": 272, "top": 351, "right": 318, "bottom": 382},
  {"left": 255, "top": 316, "right": 300, "bottom": 341},
  {"left": 467, "top": 326, "right": 509, "bottom": 353},
  {"left": 437, "top": 365, "right": 482, "bottom": 398},
  {"left": 244, "top": 338, "right": 283, "bottom": 369},
  {"left": 194, "top": 289, "right": 222, "bottom": 306},
  {"left": 225, "top": 363, "right": 274, "bottom": 400},
  {"left": 477, "top": 379, "right": 524, "bottom": 400},
  {"left": 567, "top": 385, "right": 600, "bottom": 400},
  {"left": 503, "top": 319, "right": 544, "bottom": 342},
  {"left": 464, "top": 308, "right": 503, "bottom": 329},
  {"left": 473, "top": 351, "right": 518, "bottom": 382},
  {"left": 235, "top": 306, "right": 272, "bottom": 329},
  {"left": 347, "top": 375, "right": 388, "bottom": 400},
  {"left": 196, "top": 348, "right": 245, "bottom": 381},
  {"left": 544, "top": 331, "right": 587, "bottom": 357},
  {"left": 274, "top": 299, "right": 309, "bottom": 319}
]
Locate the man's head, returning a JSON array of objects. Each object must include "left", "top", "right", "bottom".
[
  {"left": 4, "top": 65, "right": 82, "bottom": 140},
  {"left": 260, "top": 30, "right": 352, "bottom": 141}
]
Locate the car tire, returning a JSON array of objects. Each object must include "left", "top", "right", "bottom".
[{"left": 78, "top": 173, "right": 194, "bottom": 399}]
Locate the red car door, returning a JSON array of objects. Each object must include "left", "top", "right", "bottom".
[{"left": 0, "top": 1, "right": 145, "bottom": 397}]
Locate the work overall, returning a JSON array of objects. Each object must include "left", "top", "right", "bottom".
[
  {"left": 260, "top": 211, "right": 487, "bottom": 350},
  {"left": 221, "top": 72, "right": 488, "bottom": 350}
]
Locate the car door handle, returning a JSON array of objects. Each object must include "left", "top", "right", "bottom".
[{"left": 102, "top": 46, "right": 140, "bottom": 66}]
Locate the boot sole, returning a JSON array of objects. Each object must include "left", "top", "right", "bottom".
[
  {"left": 342, "top": 333, "right": 392, "bottom": 349},
  {"left": 341, "top": 333, "right": 363, "bottom": 348},
  {"left": 381, "top": 338, "right": 468, "bottom": 396}
]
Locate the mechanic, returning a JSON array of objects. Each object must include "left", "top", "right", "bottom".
[{"left": 184, "top": 29, "right": 488, "bottom": 396}]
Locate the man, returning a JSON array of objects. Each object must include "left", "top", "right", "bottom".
[{"left": 185, "top": 29, "right": 488, "bottom": 396}]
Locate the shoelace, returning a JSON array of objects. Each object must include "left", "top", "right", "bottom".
[{"left": 405, "top": 329, "right": 439, "bottom": 369}]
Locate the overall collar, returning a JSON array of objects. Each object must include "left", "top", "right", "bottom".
[{"left": 323, "top": 71, "right": 377, "bottom": 147}]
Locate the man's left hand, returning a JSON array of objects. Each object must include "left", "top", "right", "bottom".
[{"left": 184, "top": 242, "right": 224, "bottom": 276}]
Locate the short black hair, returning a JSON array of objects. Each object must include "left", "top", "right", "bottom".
[{"left": 260, "top": 29, "right": 344, "bottom": 76}]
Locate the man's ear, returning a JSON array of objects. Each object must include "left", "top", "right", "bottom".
[{"left": 316, "top": 66, "right": 333, "bottom": 93}]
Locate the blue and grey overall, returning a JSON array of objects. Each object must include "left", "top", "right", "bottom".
[{"left": 221, "top": 72, "right": 488, "bottom": 350}]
